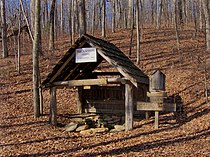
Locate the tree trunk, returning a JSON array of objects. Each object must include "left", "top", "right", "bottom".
[
  {"left": 112, "top": 0, "right": 116, "bottom": 33},
  {"left": 54, "top": 1, "right": 58, "bottom": 40},
  {"left": 30, "top": 0, "right": 35, "bottom": 34},
  {"left": 68, "top": 0, "right": 72, "bottom": 44},
  {"left": 49, "top": 0, "right": 56, "bottom": 51},
  {"left": 199, "top": 0, "right": 203, "bottom": 30},
  {"left": 128, "top": 0, "right": 133, "bottom": 29},
  {"left": 33, "top": 0, "right": 41, "bottom": 118},
  {"left": 202, "top": 0, "right": 210, "bottom": 52},
  {"left": 177, "top": 0, "right": 184, "bottom": 26},
  {"left": 156, "top": 0, "right": 163, "bottom": 29},
  {"left": 60, "top": 0, "right": 64, "bottom": 33},
  {"left": 19, "top": 0, "right": 34, "bottom": 41},
  {"left": 102, "top": 0, "right": 106, "bottom": 38},
  {"left": 129, "top": 2, "right": 134, "bottom": 58},
  {"left": 174, "top": 0, "right": 182, "bottom": 64},
  {"left": 75, "top": 0, "right": 79, "bottom": 34},
  {"left": 1, "top": 0, "right": 8, "bottom": 58},
  {"left": 43, "top": 0, "right": 48, "bottom": 29},
  {"left": 92, "top": 0, "right": 95, "bottom": 36},
  {"left": 78, "top": 0, "right": 86, "bottom": 36},
  {"left": 17, "top": 3, "right": 21, "bottom": 73},
  {"left": 136, "top": 0, "right": 140, "bottom": 64},
  {"left": 151, "top": 0, "right": 155, "bottom": 25},
  {"left": 71, "top": 0, "right": 75, "bottom": 44},
  {"left": 123, "top": 1, "right": 127, "bottom": 29}
]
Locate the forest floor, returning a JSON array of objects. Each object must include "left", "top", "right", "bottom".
[{"left": 1, "top": 26, "right": 210, "bottom": 156}]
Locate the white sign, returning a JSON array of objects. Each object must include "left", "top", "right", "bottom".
[{"left": 75, "top": 48, "right": 97, "bottom": 63}]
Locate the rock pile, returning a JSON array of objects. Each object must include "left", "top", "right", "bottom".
[{"left": 64, "top": 114, "right": 125, "bottom": 135}]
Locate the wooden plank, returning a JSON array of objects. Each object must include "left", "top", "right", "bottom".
[
  {"left": 147, "top": 91, "right": 167, "bottom": 97},
  {"left": 86, "top": 100, "right": 124, "bottom": 105},
  {"left": 125, "top": 83, "right": 134, "bottom": 131},
  {"left": 93, "top": 71, "right": 121, "bottom": 76},
  {"left": 136, "top": 102, "right": 176, "bottom": 112},
  {"left": 155, "top": 111, "right": 159, "bottom": 129},
  {"left": 63, "top": 64, "right": 81, "bottom": 80},
  {"left": 149, "top": 97, "right": 164, "bottom": 103},
  {"left": 51, "top": 78, "right": 129, "bottom": 87},
  {"left": 49, "top": 87, "right": 57, "bottom": 125},
  {"left": 107, "top": 78, "right": 128, "bottom": 84},
  {"left": 86, "top": 108, "right": 125, "bottom": 114},
  {"left": 52, "top": 78, "right": 108, "bottom": 87}
]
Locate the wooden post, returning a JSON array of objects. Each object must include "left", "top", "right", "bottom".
[
  {"left": 49, "top": 87, "right": 57, "bottom": 125},
  {"left": 77, "top": 86, "right": 83, "bottom": 114},
  {"left": 125, "top": 83, "right": 133, "bottom": 131},
  {"left": 145, "top": 112, "right": 149, "bottom": 120},
  {"left": 155, "top": 111, "right": 159, "bottom": 129},
  {"left": 39, "top": 87, "right": 43, "bottom": 115}
]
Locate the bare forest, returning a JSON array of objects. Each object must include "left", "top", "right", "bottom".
[{"left": 1, "top": 0, "right": 210, "bottom": 156}]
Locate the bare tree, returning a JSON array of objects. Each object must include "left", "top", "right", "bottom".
[
  {"left": 129, "top": 1, "right": 134, "bottom": 57},
  {"left": 151, "top": 0, "right": 155, "bottom": 25},
  {"left": 102, "top": 0, "right": 106, "bottom": 37},
  {"left": 68, "top": 0, "right": 72, "bottom": 44},
  {"left": 202, "top": 0, "right": 210, "bottom": 52},
  {"left": 199, "top": 0, "right": 203, "bottom": 30},
  {"left": 112, "top": 0, "right": 116, "bottom": 33},
  {"left": 33, "top": 0, "right": 41, "bottom": 117},
  {"left": 49, "top": 0, "right": 56, "bottom": 51},
  {"left": 17, "top": 3, "right": 21, "bottom": 73},
  {"left": 30, "top": 0, "right": 35, "bottom": 32},
  {"left": 78, "top": 0, "right": 86, "bottom": 36},
  {"left": 42, "top": 0, "right": 49, "bottom": 29},
  {"left": 156, "top": 0, "right": 163, "bottom": 29},
  {"left": 91, "top": 0, "right": 95, "bottom": 35},
  {"left": 60, "top": 0, "right": 64, "bottom": 33},
  {"left": 19, "top": 0, "right": 34, "bottom": 41},
  {"left": 136, "top": 0, "right": 140, "bottom": 64},
  {"left": 128, "top": 0, "right": 133, "bottom": 29},
  {"left": 1, "top": 0, "right": 8, "bottom": 58},
  {"left": 71, "top": 0, "right": 75, "bottom": 44}
]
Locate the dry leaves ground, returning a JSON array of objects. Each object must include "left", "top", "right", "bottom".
[{"left": 0, "top": 27, "right": 210, "bottom": 157}]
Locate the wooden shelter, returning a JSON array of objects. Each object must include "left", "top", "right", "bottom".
[{"left": 42, "top": 34, "right": 149, "bottom": 131}]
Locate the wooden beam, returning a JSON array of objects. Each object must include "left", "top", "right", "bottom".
[
  {"left": 52, "top": 78, "right": 108, "bottom": 87},
  {"left": 136, "top": 102, "right": 176, "bottom": 112},
  {"left": 63, "top": 64, "right": 81, "bottom": 81},
  {"left": 86, "top": 100, "right": 124, "bottom": 105},
  {"left": 92, "top": 71, "right": 121, "bottom": 76},
  {"left": 125, "top": 83, "right": 134, "bottom": 131},
  {"left": 48, "top": 78, "right": 128, "bottom": 87},
  {"left": 107, "top": 78, "right": 128, "bottom": 84},
  {"left": 49, "top": 87, "right": 57, "bottom": 125}
]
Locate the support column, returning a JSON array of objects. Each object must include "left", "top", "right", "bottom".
[
  {"left": 49, "top": 87, "right": 57, "bottom": 125},
  {"left": 155, "top": 111, "right": 159, "bottom": 129},
  {"left": 77, "top": 86, "right": 83, "bottom": 114},
  {"left": 125, "top": 83, "right": 134, "bottom": 131}
]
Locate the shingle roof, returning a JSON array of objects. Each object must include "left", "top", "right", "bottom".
[{"left": 42, "top": 34, "right": 149, "bottom": 87}]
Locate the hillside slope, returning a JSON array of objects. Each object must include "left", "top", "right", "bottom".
[{"left": 1, "top": 27, "right": 210, "bottom": 156}]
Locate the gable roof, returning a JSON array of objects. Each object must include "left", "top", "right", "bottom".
[{"left": 42, "top": 34, "right": 149, "bottom": 87}]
